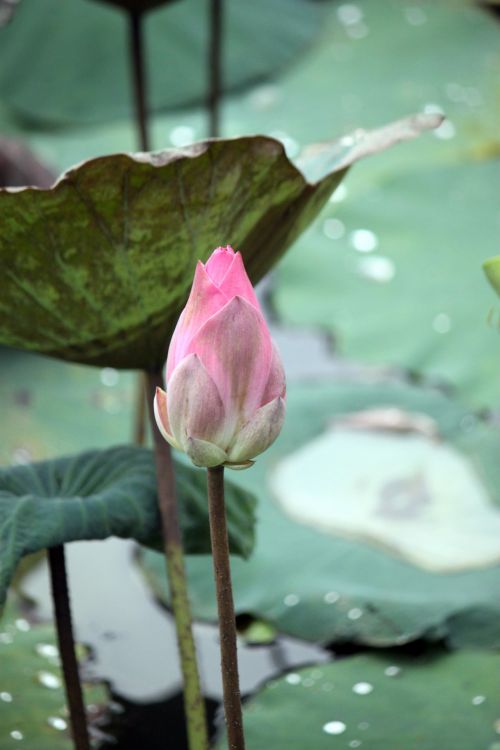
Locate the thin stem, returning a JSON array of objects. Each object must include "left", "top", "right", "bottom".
[
  {"left": 208, "top": 0, "right": 223, "bottom": 137},
  {"left": 48, "top": 545, "right": 90, "bottom": 750},
  {"left": 128, "top": 8, "right": 149, "bottom": 445},
  {"left": 207, "top": 466, "right": 245, "bottom": 750},
  {"left": 128, "top": 9, "right": 150, "bottom": 151},
  {"left": 146, "top": 371, "right": 209, "bottom": 750}
]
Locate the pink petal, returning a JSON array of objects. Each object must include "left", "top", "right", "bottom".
[
  {"left": 218, "top": 251, "right": 261, "bottom": 311},
  {"left": 186, "top": 437, "right": 227, "bottom": 468},
  {"left": 167, "top": 353, "right": 226, "bottom": 451},
  {"left": 261, "top": 344, "right": 286, "bottom": 405},
  {"left": 186, "top": 296, "right": 273, "bottom": 433},
  {"left": 166, "top": 261, "right": 227, "bottom": 380},
  {"left": 205, "top": 245, "right": 236, "bottom": 286},
  {"left": 153, "top": 387, "right": 181, "bottom": 450},
  {"left": 227, "top": 396, "right": 285, "bottom": 463}
]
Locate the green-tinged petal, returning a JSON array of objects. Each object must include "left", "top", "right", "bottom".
[{"left": 187, "top": 437, "right": 228, "bottom": 468}]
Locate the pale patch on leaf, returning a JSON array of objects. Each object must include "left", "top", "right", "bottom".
[{"left": 272, "top": 427, "right": 500, "bottom": 572}]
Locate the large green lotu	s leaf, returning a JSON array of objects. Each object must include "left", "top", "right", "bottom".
[
  {"left": 0, "top": 119, "right": 439, "bottom": 370},
  {"left": 0, "top": 445, "right": 256, "bottom": 607}
]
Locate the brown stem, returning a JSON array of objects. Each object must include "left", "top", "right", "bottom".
[
  {"left": 48, "top": 545, "right": 90, "bottom": 750},
  {"left": 208, "top": 0, "right": 223, "bottom": 137},
  {"left": 128, "top": 9, "right": 150, "bottom": 151},
  {"left": 207, "top": 465, "right": 245, "bottom": 750},
  {"left": 145, "top": 371, "right": 209, "bottom": 750}
]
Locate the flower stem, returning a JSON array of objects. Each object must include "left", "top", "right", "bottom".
[
  {"left": 48, "top": 545, "right": 90, "bottom": 750},
  {"left": 146, "top": 371, "right": 209, "bottom": 750},
  {"left": 208, "top": 0, "right": 223, "bottom": 137},
  {"left": 207, "top": 465, "right": 246, "bottom": 750}
]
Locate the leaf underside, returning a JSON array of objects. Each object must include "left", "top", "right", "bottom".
[{"left": 0, "top": 445, "right": 256, "bottom": 608}]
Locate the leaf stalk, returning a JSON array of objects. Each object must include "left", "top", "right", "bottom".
[
  {"left": 128, "top": 8, "right": 150, "bottom": 151},
  {"left": 208, "top": 0, "right": 223, "bottom": 138},
  {"left": 146, "top": 372, "right": 209, "bottom": 750}
]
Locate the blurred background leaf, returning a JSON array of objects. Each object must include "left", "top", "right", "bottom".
[
  {"left": 266, "top": 0, "right": 500, "bottom": 409},
  {"left": 0, "top": 0, "right": 328, "bottom": 127},
  {"left": 274, "top": 160, "right": 500, "bottom": 408}
]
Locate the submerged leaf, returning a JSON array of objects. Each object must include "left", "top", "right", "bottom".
[
  {"left": 0, "top": 120, "right": 438, "bottom": 370},
  {"left": 0, "top": 445, "right": 256, "bottom": 606}
]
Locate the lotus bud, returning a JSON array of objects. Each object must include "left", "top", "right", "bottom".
[{"left": 154, "top": 245, "right": 286, "bottom": 469}]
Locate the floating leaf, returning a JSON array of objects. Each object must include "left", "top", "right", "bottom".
[
  {"left": 0, "top": 121, "right": 437, "bottom": 370},
  {"left": 0, "top": 0, "right": 329, "bottom": 126},
  {"left": 141, "top": 378, "right": 500, "bottom": 647},
  {"left": 0, "top": 603, "right": 107, "bottom": 750},
  {"left": 223, "top": 651, "right": 500, "bottom": 750},
  {"left": 0, "top": 445, "right": 256, "bottom": 606},
  {"left": 271, "top": 425, "right": 500, "bottom": 572}
]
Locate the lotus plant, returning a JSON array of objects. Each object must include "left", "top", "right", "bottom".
[{"left": 154, "top": 245, "right": 286, "bottom": 750}]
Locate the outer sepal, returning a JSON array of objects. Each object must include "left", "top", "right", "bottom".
[{"left": 187, "top": 437, "right": 227, "bottom": 468}]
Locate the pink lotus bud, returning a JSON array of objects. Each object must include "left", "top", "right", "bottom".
[{"left": 154, "top": 246, "right": 286, "bottom": 469}]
